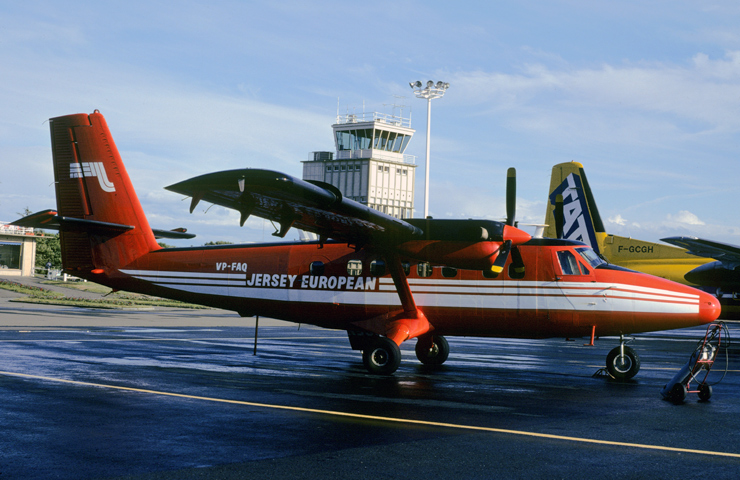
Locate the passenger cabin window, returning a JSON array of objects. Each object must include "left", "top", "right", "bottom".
[
  {"left": 483, "top": 267, "right": 500, "bottom": 279},
  {"left": 417, "top": 262, "right": 433, "bottom": 278},
  {"left": 442, "top": 267, "right": 457, "bottom": 278},
  {"left": 347, "top": 260, "right": 362, "bottom": 276},
  {"left": 402, "top": 262, "right": 411, "bottom": 276},
  {"left": 309, "top": 261, "right": 325, "bottom": 276},
  {"left": 370, "top": 260, "right": 386, "bottom": 277},
  {"left": 508, "top": 263, "right": 525, "bottom": 280}
]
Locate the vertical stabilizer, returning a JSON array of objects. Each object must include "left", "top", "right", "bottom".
[
  {"left": 544, "top": 162, "right": 605, "bottom": 253},
  {"left": 50, "top": 111, "right": 159, "bottom": 274}
]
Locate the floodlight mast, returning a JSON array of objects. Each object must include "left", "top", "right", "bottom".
[{"left": 409, "top": 80, "right": 449, "bottom": 218}]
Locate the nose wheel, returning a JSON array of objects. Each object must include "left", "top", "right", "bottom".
[{"left": 606, "top": 344, "right": 641, "bottom": 380}]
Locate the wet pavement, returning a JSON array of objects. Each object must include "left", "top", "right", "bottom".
[{"left": 0, "top": 298, "right": 739, "bottom": 479}]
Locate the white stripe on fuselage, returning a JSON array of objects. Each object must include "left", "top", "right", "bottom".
[{"left": 119, "top": 269, "right": 700, "bottom": 314}]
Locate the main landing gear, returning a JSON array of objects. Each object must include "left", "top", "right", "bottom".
[
  {"left": 350, "top": 331, "right": 450, "bottom": 375},
  {"left": 362, "top": 336, "right": 401, "bottom": 375},
  {"left": 415, "top": 335, "right": 450, "bottom": 366},
  {"left": 604, "top": 335, "right": 641, "bottom": 380}
]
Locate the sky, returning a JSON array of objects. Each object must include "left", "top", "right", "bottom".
[{"left": 1, "top": 1, "right": 739, "bottom": 247}]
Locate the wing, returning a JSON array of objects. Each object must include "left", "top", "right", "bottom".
[
  {"left": 661, "top": 236, "right": 740, "bottom": 270},
  {"left": 165, "top": 169, "right": 423, "bottom": 246}
]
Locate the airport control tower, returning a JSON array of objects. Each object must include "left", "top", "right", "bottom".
[{"left": 302, "top": 110, "right": 417, "bottom": 219}]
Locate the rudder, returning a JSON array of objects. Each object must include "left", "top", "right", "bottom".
[
  {"left": 544, "top": 162, "right": 605, "bottom": 253},
  {"left": 50, "top": 111, "right": 159, "bottom": 274}
]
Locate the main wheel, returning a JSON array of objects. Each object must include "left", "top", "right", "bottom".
[
  {"left": 415, "top": 335, "right": 450, "bottom": 366},
  {"left": 362, "top": 336, "right": 401, "bottom": 375},
  {"left": 698, "top": 383, "right": 713, "bottom": 401},
  {"left": 605, "top": 346, "right": 641, "bottom": 380}
]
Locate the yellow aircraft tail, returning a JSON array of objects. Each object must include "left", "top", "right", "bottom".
[
  {"left": 544, "top": 162, "right": 711, "bottom": 284},
  {"left": 544, "top": 162, "right": 607, "bottom": 252}
]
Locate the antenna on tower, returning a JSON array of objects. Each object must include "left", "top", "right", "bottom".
[{"left": 383, "top": 95, "right": 408, "bottom": 125}]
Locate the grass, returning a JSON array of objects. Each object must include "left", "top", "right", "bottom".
[{"left": 0, "top": 278, "right": 208, "bottom": 309}]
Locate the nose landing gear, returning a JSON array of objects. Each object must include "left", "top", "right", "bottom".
[{"left": 605, "top": 335, "right": 641, "bottom": 381}]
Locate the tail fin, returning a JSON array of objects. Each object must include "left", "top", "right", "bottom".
[
  {"left": 543, "top": 161, "right": 606, "bottom": 254},
  {"left": 50, "top": 111, "right": 159, "bottom": 274}
]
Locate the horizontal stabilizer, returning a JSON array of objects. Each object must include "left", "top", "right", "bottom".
[
  {"left": 151, "top": 228, "right": 196, "bottom": 240},
  {"left": 13, "top": 210, "right": 195, "bottom": 240},
  {"left": 11, "top": 209, "right": 133, "bottom": 234}
]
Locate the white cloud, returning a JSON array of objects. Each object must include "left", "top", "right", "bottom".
[
  {"left": 608, "top": 214, "right": 627, "bottom": 226},
  {"left": 448, "top": 50, "right": 740, "bottom": 142},
  {"left": 666, "top": 210, "right": 706, "bottom": 225}
]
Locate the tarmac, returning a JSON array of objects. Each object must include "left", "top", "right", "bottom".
[{"left": 1, "top": 276, "right": 739, "bottom": 479}]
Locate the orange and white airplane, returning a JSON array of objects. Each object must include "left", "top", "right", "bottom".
[{"left": 13, "top": 111, "right": 721, "bottom": 379}]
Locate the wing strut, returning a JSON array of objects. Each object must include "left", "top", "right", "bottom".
[
  {"left": 384, "top": 254, "right": 432, "bottom": 346},
  {"left": 388, "top": 253, "right": 417, "bottom": 315}
]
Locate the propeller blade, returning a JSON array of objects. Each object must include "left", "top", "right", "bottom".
[
  {"left": 506, "top": 167, "right": 516, "bottom": 226},
  {"left": 554, "top": 194, "right": 564, "bottom": 239},
  {"left": 490, "top": 240, "right": 512, "bottom": 275},
  {"left": 510, "top": 245, "right": 525, "bottom": 276}
]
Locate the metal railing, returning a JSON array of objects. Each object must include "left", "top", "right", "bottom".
[
  {"left": 336, "top": 111, "right": 411, "bottom": 128},
  {"left": 0, "top": 223, "right": 33, "bottom": 235}
]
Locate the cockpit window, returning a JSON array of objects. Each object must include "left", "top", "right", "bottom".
[
  {"left": 576, "top": 247, "right": 606, "bottom": 268},
  {"left": 557, "top": 250, "right": 581, "bottom": 275}
]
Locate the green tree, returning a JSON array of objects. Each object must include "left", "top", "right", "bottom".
[
  {"left": 16, "top": 207, "right": 61, "bottom": 269},
  {"left": 205, "top": 241, "right": 234, "bottom": 245},
  {"left": 35, "top": 233, "right": 61, "bottom": 268}
]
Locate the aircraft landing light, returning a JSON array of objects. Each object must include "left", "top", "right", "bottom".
[{"left": 1, "top": 369, "right": 739, "bottom": 460}]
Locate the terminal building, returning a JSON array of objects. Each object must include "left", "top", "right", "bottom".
[
  {"left": 302, "top": 110, "right": 417, "bottom": 219},
  {"left": 0, "top": 223, "right": 38, "bottom": 277}
]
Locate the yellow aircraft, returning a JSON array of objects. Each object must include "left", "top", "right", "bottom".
[{"left": 543, "top": 161, "right": 713, "bottom": 285}]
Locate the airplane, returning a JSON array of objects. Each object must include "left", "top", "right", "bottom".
[
  {"left": 12, "top": 111, "right": 721, "bottom": 380},
  {"left": 543, "top": 161, "right": 714, "bottom": 285},
  {"left": 543, "top": 162, "right": 740, "bottom": 305},
  {"left": 660, "top": 236, "right": 740, "bottom": 299}
]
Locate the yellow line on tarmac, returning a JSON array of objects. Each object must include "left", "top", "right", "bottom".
[
  {"left": 2, "top": 369, "right": 739, "bottom": 460},
  {"left": 0, "top": 336, "right": 336, "bottom": 343}
]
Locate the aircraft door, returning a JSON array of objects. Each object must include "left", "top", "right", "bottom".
[{"left": 553, "top": 248, "right": 597, "bottom": 333}]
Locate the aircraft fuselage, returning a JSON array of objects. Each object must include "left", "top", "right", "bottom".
[{"left": 84, "top": 238, "right": 720, "bottom": 341}]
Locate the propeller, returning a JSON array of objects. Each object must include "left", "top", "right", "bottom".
[
  {"left": 491, "top": 240, "right": 512, "bottom": 274},
  {"left": 505, "top": 167, "right": 516, "bottom": 226},
  {"left": 491, "top": 167, "right": 528, "bottom": 277},
  {"left": 554, "top": 194, "right": 564, "bottom": 239}
]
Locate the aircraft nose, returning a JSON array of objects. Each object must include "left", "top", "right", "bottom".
[{"left": 698, "top": 291, "right": 721, "bottom": 324}]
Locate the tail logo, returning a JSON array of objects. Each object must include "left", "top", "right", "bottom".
[
  {"left": 549, "top": 173, "right": 599, "bottom": 253},
  {"left": 70, "top": 162, "right": 116, "bottom": 193}
]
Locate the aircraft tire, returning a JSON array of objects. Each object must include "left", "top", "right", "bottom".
[
  {"left": 415, "top": 335, "right": 450, "bottom": 366},
  {"left": 362, "top": 337, "right": 401, "bottom": 375},
  {"left": 605, "top": 346, "right": 640, "bottom": 380}
]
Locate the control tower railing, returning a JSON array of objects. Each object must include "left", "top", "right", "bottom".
[{"left": 336, "top": 111, "right": 411, "bottom": 128}]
